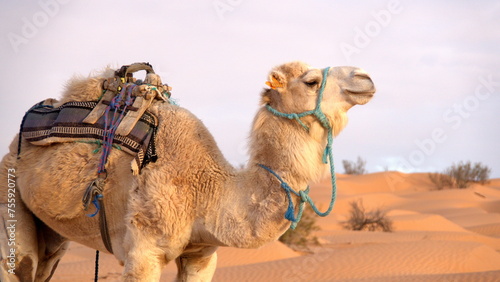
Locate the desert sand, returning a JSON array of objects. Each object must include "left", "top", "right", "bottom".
[{"left": 51, "top": 172, "right": 500, "bottom": 281}]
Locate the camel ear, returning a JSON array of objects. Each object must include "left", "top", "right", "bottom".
[{"left": 265, "top": 70, "right": 286, "bottom": 90}]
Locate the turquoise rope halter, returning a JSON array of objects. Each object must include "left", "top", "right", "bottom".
[{"left": 259, "top": 67, "right": 337, "bottom": 229}]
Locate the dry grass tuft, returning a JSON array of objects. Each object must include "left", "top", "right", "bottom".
[
  {"left": 342, "top": 199, "right": 393, "bottom": 232},
  {"left": 429, "top": 161, "right": 491, "bottom": 189},
  {"left": 343, "top": 156, "right": 367, "bottom": 175}
]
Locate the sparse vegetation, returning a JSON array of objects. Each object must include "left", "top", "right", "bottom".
[
  {"left": 279, "top": 207, "right": 320, "bottom": 251},
  {"left": 343, "top": 156, "right": 367, "bottom": 175},
  {"left": 428, "top": 173, "right": 454, "bottom": 190},
  {"left": 342, "top": 199, "right": 393, "bottom": 232},
  {"left": 429, "top": 161, "right": 491, "bottom": 189}
]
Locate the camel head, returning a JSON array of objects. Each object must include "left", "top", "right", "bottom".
[{"left": 261, "top": 61, "right": 376, "bottom": 135}]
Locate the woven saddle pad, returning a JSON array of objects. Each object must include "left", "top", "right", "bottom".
[{"left": 20, "top": 98, "right": 158, "bottom": 174}]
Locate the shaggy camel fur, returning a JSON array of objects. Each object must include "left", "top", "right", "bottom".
[{"left": 0, "top": 61, "right": 375, "bottom": 281}]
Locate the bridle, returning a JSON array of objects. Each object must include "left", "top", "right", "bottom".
[{"left": 258, "top": 67, "right": 338, "bottom": 229}]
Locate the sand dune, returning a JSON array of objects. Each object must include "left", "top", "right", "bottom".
[
  {"left": 50, "top": 173, "right": 500, "bottom": 281},
  {"left": 212, "top": 241, "right": 500, "bottom": 281},
  {"left": 217, "top": 240, "right": 300, "bottom": 267}
]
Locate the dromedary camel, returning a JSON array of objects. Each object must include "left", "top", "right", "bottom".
[{"left": 0, "top": 61, "right": 375, "bottom": 281}]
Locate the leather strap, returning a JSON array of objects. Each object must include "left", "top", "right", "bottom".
[
  {"left": 98, "top": 196, "right": 113, "bottom": 254},
  {"left": 82, "top": 177, "right": 113, "bottom": 254}
]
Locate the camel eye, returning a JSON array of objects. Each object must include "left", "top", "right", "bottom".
[{"left": 304, "top": 80, "right": 319, "bottom": 87}]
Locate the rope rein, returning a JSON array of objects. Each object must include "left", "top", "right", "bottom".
[
  {"left": 83, "top": 85, "right": 136, "bottom": 218},
  {"left": 94, "top": 250, "right": 100, "bottom": 282},
  {"left": 259, "top": 67, "right": 338, "bottom": 229},
  {"left": 99, "top": 85, "right": 135, "bottom": 173}
]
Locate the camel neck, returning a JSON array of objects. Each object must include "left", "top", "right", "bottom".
[
  {"left": 248, "top": 98, "right": 338, "bottom": 228},
  {"left": 248, "top": 108, "right": 328, "bottom": 191},
  {"left": 202, "top": 107, "right": 330, "bottom": 248}
]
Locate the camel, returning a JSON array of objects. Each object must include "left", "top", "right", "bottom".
[{"left": 0, "top": 61, "right": 375, "bottom": 281}]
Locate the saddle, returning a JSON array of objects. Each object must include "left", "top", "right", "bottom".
[
  {"left": 18, "top": 63, "right": 172, "bottom": 253},
  {"left": 19, "top": 62, "right": 171, "bottom": 174}
]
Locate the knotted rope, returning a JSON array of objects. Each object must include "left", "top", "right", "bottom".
[
  {"left": 259, "top": 67, "right": 337, "bottom": 229},
  {"left": 82, "top": 84, "right": 136, "bottom": 255}
]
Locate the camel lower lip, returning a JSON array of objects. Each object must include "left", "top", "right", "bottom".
[
  {"left": 347, "top": 91, "right": 375, "bottom": 97},
  {"left": 345, "top": 89, "right": 375, "bottom": 95}
]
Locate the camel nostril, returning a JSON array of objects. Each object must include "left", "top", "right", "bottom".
[{"left": 352, "top": 69, "right": 370, "bottom": 79}]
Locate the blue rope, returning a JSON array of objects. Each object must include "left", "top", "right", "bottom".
[
  {"left": 257, "top": 164, "right": 307, "bottom": 229},
  {"left": 87, "top": 85, "right": 135, "bottom": 217},
  {"left": 265, "top": 105, "right": 313, "bottom": 131},
  {"left": 98, "top": 85, "right": 135, "bottom": 173},
  {"left": 259, "top": 67, "right": 337, "bottom": 229},
  {"left": 265, "top": 67, "right": 330, "bottom": 131},
  {"left": 87, "top": 194, "right": 103, "bottom": 218}
]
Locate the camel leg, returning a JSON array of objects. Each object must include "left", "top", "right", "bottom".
[
  {"left": 0, "top": 200, "right": 39, "bottom": 282},
  {"left": 1, "top": 141, "right": 39, "bottom": 281},
  {"left": 122, "top": 252, "right": 165, "bottom": 281},
  {"left": 122, "top": 236, "right": 167, "bottom": 281},
  {"left": 175, "top": 247, "right": 218, "bottom": 282},
  {"left": 33, "top": 218, "right": 69, "bottom": 281},
  {"left": 0, "top": 169, "right": 67, "bottom": 281}
]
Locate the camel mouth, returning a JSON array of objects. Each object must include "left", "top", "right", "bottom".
[
  {"left": 344, "top": 89, "right": 375, "bottom": 105},
  {"left": 344, "top": 89, "right": 376, "bottom": 97}
]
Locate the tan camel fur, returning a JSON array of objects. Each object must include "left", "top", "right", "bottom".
[{"left": 0, "top": 61, "right": 375, "bottom": 281}]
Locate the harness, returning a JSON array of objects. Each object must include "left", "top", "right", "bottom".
[
  {"left": 18, "top": 62, "right": 172, "bottom": 254},
  {"left": 259, "top": 67, "right": 338, "bottom": 229}
]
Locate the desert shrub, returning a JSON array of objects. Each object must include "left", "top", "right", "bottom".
[
  {"left": 342, "top": 156, "right": 367, "bottom": 175},
  {"left": 279, "top": 207, "right": 320, "bottom": 251},
  {"left": 342, "top": 199, "right": 393, "bottom": 232},
  {"left": 429, "top": 161, "right": 491, "bottom": 189},
  {"left": 445, "top": 161, "right": 490, "bottom": 188},
  {"left": 428, "top": 173, "right": 454, "bottom": 190}
]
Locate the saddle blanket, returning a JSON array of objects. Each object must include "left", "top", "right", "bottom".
[{"left": 20, "top": 99, "right": 158, "bottom": 174}]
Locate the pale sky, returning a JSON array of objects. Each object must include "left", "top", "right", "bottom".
[{"left": 1, "top": 0, "right": 499, "bottom": 177}]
